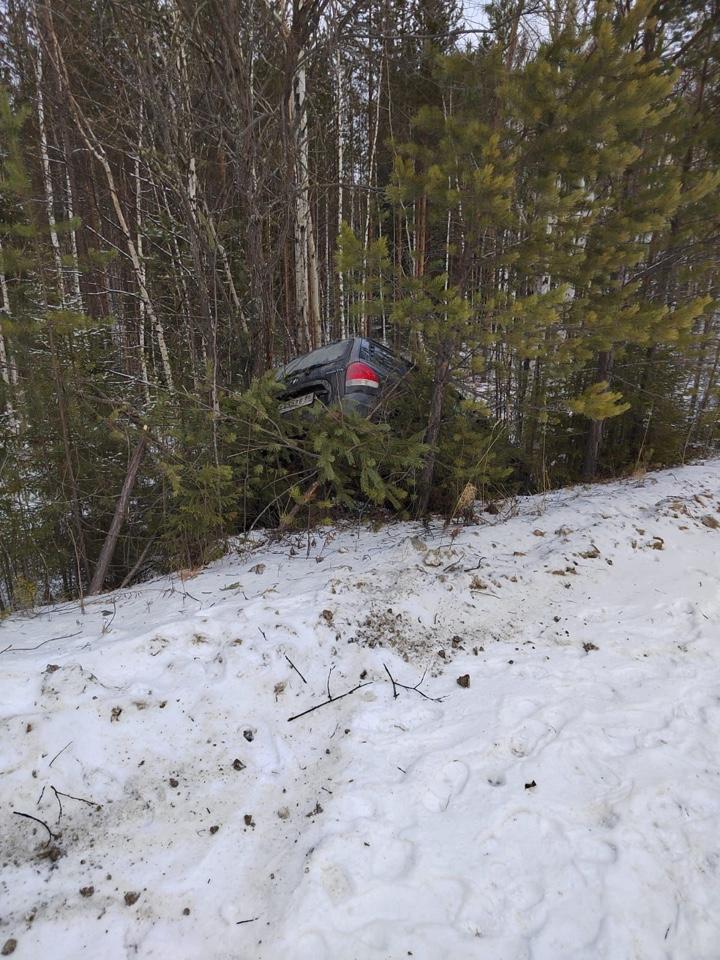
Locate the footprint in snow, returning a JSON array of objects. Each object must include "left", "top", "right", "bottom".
[
  {"left": 289, "top": 931, "right": 330, "bottom": 960},
  {"left": 319, "top": 861, "right": 354, "bottom": 903},
  {"left": 198, "top": 652, "right": 227, "bottom": 681},
  {"left": 371, "top": 838, "right": 415, "bottom": 881},
  {"left": 421, "top": 759, "right": 470, "bottom": 813}
]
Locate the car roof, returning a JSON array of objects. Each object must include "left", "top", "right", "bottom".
[{"left": 279, "top": 337, "right": 411, "bottom": 373}]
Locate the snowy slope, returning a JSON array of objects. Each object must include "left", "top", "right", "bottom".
[{"left": 1, "top": 461, "right": 720, "bottom": 960}]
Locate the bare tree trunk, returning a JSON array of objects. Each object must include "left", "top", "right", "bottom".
[
  {"left": 0, "top": 330, "right": 18, "bottom": 431},
  {"left": 688, "top": 313, "right": 712, "bottom": 419},
  {"left": 684, "top": 315, "right": 720, "bottom": 457},
  {"left": 416, "top": 352, "right": 451, "bottom": 516},
  {"left": 63, "top": 164, "right": 83, "bottom": 308},
  {"left": 323, "top": 191, "right": 331, "bottom": 340},
  {"left": 696, "top": 321, "right": 720, "bottom": 417},
  {"left": 361, "top": 47, "right": 383, "bottom": 337},
  {"left": 88, "top": 432, "right": 148, "bottom": 595},
  {"left": 334, "top": 17, "right": 346, "bottom": 339},
  {"left": 60, "top": 122, "right": 83, "bottom": 309},
  {"left": 34, "top": 28, "right": 66, "bottom": 304},
  {"left": 243, "top": 0, "right": 275, "bottom": 364},
  {"left": 134, "top": 142, "right": 152, "bottom": 404},
  {"left": 48, "top": 322, "right": 90, "bottom": 583},
  {"left": 157, "top": 184, "right": 200, "bottom": 389},
  {"left": 201, "top": 197, "right": 247, "bottom": 333},
  {"left": 289, "top": 63, "right": 312, "bottom": 348},
  {"left": 44, "top": 3, "right": 175, "bottom": 390},
  {"left": 285, "top": 9, "right": 322, "bottom": 350},
  {"left": 0, "top": 239, "right": 19, "bottom": 432},
  {"left": 0, "top": 241, "right": 10, "bottom": 319},
  {"left": 173, "top": 6, "right": 247, "bottom": 339},
  {"left": 307, "top": 186, "right": 322, "bottom": 346}
]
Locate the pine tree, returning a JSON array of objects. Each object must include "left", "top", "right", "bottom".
[
  {"left": 0, "top": 85, "right": 141, "bottom": 600},
  {"left": 508, "top": 1, "right": 717, "bottom": 478}
]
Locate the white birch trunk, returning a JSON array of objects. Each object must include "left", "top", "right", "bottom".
[
  {"left": 289, "top": 63, "right": 311, "bottom": 349},
  {"left": 0, "top": 328, "right": 18, "bottom": 432},
  {"left": 335, "top": 32, "right": 346, "bottom": 339},
  {"left": 0, "top": 332, "right": 11, "bottom": 391},
  {"left": 1, "top": 235, "right": 22, "bottom": 430},
  {"left": 307, "top": 190, "right": 322, "bottom": 345},
  {"left": 35, "top": 39, "right": 66, "bottom": 304},
  {"left": 159, "top": 185, "right": 200, "bottom": 392},
  {"left": 134, "top": 149, "right": 152, "bottom": 405},
  {"left": 289, "top": 41, "right": 322, "bottom": 349},
  {"left": 0, "top": 240, "right": 10, "bottom": 317},
  {"left": 361, "top": 52, "right": 383, "bottom": 337},
  {"left": 63, "top": 155, "right": 83, "bottom": 308},
  {"left": 323, "top": 192, "right": 330, "bottom": 341}
]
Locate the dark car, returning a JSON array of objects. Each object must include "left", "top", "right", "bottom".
[{"left": 276, "top": 338, "right": 413, "bottom": 419}]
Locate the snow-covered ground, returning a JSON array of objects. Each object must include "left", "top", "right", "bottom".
[{"left": 1, "top": 461, "right": 720, "bottom": 960}]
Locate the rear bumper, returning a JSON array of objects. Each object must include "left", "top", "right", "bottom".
[
  {"left": 340, "top": 391, "right": 376, "bottom": 418},
  {"left": 278, "top": 376, "right": 334, "bottom": 414}
]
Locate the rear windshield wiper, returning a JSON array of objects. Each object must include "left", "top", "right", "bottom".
[{"left": 282, "top": 361, "right": 337, "bottom": 378}]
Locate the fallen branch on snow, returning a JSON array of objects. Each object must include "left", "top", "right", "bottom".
[
  {"left": 258, "top": 628, "right": 308, "bottom": 684},
  {"left": 13, "top": 811, "right": 57, "bottom": 844},
  {"left": 284, "top": 654, "right": 307, "bottom": 684},
  {"left": 51, "top": 785, "right": 101, "bottom": 820},
  {"left": 0, "top": 629, "right": 83, "bottom": 654},
  {"left": 287, "top": 681, "right": 373, "bottom": 722},
  {"left": 48, "top": 741, "right": 73, "bottom": 768},
  {"left": 383, "top": 664, "right": 444, "bottom": 703}
]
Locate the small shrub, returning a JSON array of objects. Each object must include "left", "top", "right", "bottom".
[{"left": 11, "top": 575, "right": 37, "bottom": 611}]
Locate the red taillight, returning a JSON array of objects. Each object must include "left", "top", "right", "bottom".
[{"left": 345, "top": 361, "right": 380, "bottom": 388}]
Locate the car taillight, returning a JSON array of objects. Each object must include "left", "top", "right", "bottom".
[{"left": 345, "top": 361, "right": 380, "bottom": 388}]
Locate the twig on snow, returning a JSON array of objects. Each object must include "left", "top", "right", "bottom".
[
  {"left": 287, "top": 681, "right": 373, "bottom": 722},
  {"left": 0, "top": 629, "right": 83, "bottom": 654},
  {"left": 326, "top": 665, "right": 335, "bottom": 700},
  {"left": 284, "top": 654, "right": 307, "bottom": 684},
  {"left": 236, "top": 916, "right": 259, "bottom": 925},
  {"left": 48, "top": 740, "right": 73, "bottom": 768},
  {"left": 383, "top": 664, "right": 444, "bottom": 703},
  {"left": 100, "top": 600, "right": 117, "bottom": 635},
  {"left": 259, "top": 628, "right": 308, "bottom": 684},
  {"left": 383, "top": 663, "right": 399, "bottom": 699},
  {"left": 51, "top": 785, "right": 101, "bottom": 821},
  {"left": 13, "top": 810, "right": 57, "bottom": 844}
]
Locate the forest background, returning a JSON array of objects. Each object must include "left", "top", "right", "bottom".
[{"left": 0, "top": 0, "right": 718, "bottom": 606}]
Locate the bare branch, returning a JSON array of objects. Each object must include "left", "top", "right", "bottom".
[{"left": 287, "top": 680, "right": 373, "bottom": 722}]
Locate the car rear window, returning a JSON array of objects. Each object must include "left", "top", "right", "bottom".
[
  {"left": 360, "top": 339, "right": 411, "bottom": 375},
  {"left": 282, "top": 340, "right": 353, "bottom": 377}
]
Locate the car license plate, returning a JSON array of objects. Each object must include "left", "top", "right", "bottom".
[{"left": 280, "top": 393, "right": 314, "bottom": 414}]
